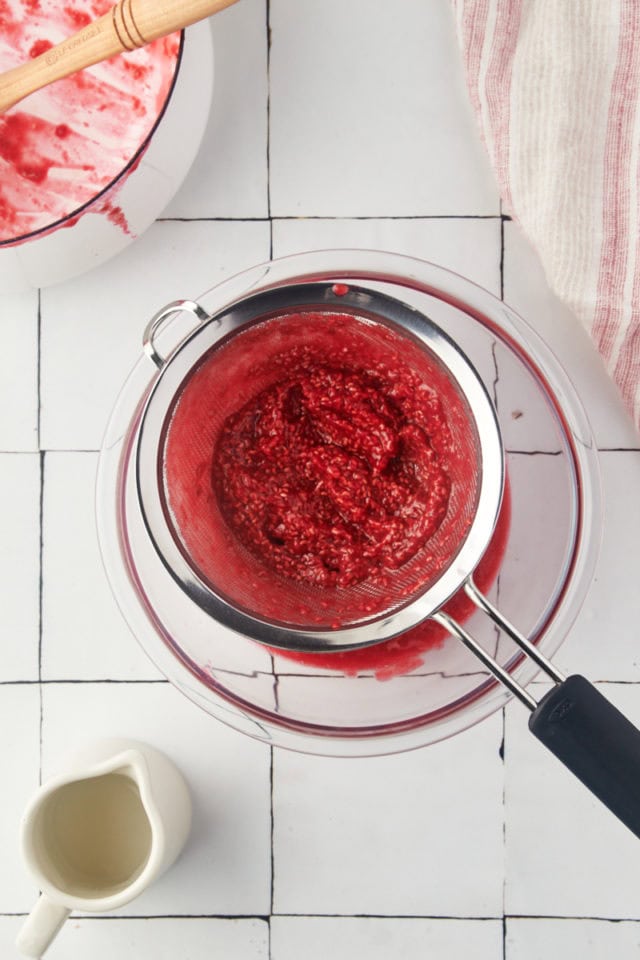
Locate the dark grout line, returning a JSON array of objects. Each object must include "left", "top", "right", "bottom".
[
  {"left": 248, "top": 670, "right": 493, "bottom": 681},
  {"left": 266, "top": 0, "right": 272, "bottom": 232},
  {"left": 267, "top": 913, "right": 640, "bottom": 922},
  {"left": 505, "top": 915, "right": 640, "bottom": 923},
  {"left": 598, "top": 446, "right": 640, "bottom": 453},
  {"left": 0, "top": 679, "right": 169, "bottom": 685},
  {"left": 499, "top": 209, "right": 505, "bottom": 302},
  {"left": 37, "top": 448, "right": 100, "bottom": 454},
  {"left": 36, "top": 290, "right": 43, "bottom": 784},
  {"left": 530, "top": 679, "right": 640, "bottom": 686},
  {"left": 37, "top": 449, "right": 44, "bottom": 786},
  {"left": 505, "top": 449, "right": 563, "bottom": 456},
  {"left": 269, "top": 746, "right": 275, "bottom": 918},
  {"left": 268, "top": 913, "right": 504, "bottom": 920},
  {"left": 491, "top": 620, "right": 501, "bottom": 660},
  {"left": 38, "top": 684, "right": 44, "bottom": 787},
  {"left": 490, "top": 210, "right": 501, "bottom": 411},
  {"left": 63, "top": 914, "right": 272, "bottom": 921},
  {"left": 0, "top": 449, "right": 45, "bottom": 455},
  {"left": 156, "top": 214, "right": 505, "bottom": 223},
  {"left": 33, "top": 445, "right": 632, "bottom": 457},
  {"left": 490, "top": 340, "right": 499, "bottom": 411},
  {"left": 272, "top": 662, "right": 281, "bottom": 710},
  {"left": 156, "top": 217, "right": 271, "bottom": 223},
  {"left": 6, "top": 675, "right": 640, "bottom": 686},
  {"left": 5, "top": 677, "right": 640, "bottom": 688},
  {"left": 2, "top": 911, "right": 636, "bottom": 923},
  {"left": 501, "top": 707, "right": 507, "bottom": 955},
  {"left": 18, "top": 673, "right": 640, "bottom": 686},
  {"left": 38, "top": 686, "right": 43, "bottom": 787}
]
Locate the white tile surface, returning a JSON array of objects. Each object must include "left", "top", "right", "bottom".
[
  {"left": 1, "top": 0, "right": 639, "bottom": 955},
  {"left": 269, "top": 0, "right": 500, "bottom": 217},
  {"left": 505, "top": 682, "right": 640, "bottom": 918},
  {"left": 272, "top": 712, "right": 504, "bottom": 917},
  {"left": 40, "top": 220, "right": 270, "bottom": 451},
  {"left": 41, "top": 683, "right": 272, "bottom": 917},
  {"left": 502, "top": 221, "right": 639, "bottom": 451},
  {"left": 41, "top": 451, "right": 158, "bottom": 680},
  {"left": 506, "top": 918, "right": 640, "bottom": 960},
  {"left": 554, "top": 450, "right": 640, "bottom": 682},
  {"left": 272, "top": 217, "right": 502, "bottom": 296},
  {"left": 0, "top": 454, "right": 40, "bottom": 681},
  {"left": 0, "top": 291, "right": 38, "bottom": 452},
  {"left": 271, "top": 917, "right": 503, "bottom": 960},
  {"left": 0, "top": 685, "right": 41, "bottom": 913},
  {"left": 0, "top": 916, "right": 269, "bottom": 960},
  {"left": 163, "top": 1, "right": 269, "bottom": 219}
]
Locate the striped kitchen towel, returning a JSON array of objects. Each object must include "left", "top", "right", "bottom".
[{"left": 452, "top": 0, "right": 640, "bottom": 431}]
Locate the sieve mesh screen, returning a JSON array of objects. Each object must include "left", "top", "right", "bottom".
[{"left": 161, "top": 308, "right": 481, "bottom": 629}]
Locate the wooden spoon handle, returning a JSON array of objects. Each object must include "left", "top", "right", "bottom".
[
  {"left": 113, "top": 0, "right": 239, "bottom": 47},
  {"left": 0, "top": 0, "right": 238, "bottom": 114}
]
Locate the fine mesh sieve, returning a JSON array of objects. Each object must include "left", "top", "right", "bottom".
[{"left": 135, "top": 282, "right": 504, "bottom": 651}]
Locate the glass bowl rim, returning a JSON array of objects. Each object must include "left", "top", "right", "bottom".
[{"left": 96, "top": 248, "right": 603, "bottom": 756}]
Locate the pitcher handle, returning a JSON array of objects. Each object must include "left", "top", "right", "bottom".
[{"left": 16, "top": 895, "right": 70, "bottom": 958}]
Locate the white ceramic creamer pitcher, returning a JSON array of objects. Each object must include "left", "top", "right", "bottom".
[{"left": 16, "top": 738, "right": 192, "bottom": 958}]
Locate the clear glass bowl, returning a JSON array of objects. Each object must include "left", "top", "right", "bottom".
[{"left": 96, "top": 250, "right": 602, "bottom": 756}]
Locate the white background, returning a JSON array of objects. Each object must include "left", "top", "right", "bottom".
[{"left": 2, "top": 1, "right": 640, "bottom": 958}]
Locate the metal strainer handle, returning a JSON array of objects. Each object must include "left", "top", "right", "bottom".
[
  {"left": 434, "top": 586, "right": 640, "bottom": 840},
  {"left": 143, "top": 299, "right": 210, "bottom": 369}
]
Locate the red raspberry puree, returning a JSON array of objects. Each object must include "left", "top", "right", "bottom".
[
  {"left": 214, "top": 360, "right": 452, "bottom": 590},
  {"left": 0, "top": 0, "right": 180, "bottom": 244},
  {"left": 164, "top": 309, "right": 506, "bottom": 680},
  {"left": 286, "top": 482, "right": 511, "bottom": 680}
]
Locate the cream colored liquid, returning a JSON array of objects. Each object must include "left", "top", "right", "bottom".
[{"left": 40, "top": 772, "right": 152, "bottom": 898}]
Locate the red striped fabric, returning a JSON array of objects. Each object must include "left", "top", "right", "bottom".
[
  {"left": 592, "top": 0, "right": 640, "bottom": 365},
  {"left": 482, "top": 0, "right": 522, "bottom": 212},
  {"left": 453, "top": 0, "right": 640, "bottom": 432}
]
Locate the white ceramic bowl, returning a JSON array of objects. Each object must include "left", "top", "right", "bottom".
[{"left": 0, "top": 21, "right": 213, "bottom": 293}]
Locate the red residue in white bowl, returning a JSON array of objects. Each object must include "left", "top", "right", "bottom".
[{"left": 0, "top": 0, "right": 180, "bottom": 245}]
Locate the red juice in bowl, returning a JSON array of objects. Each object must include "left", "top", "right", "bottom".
[{"left": 0, "top": 0, "right": 180, "bottom": 244}]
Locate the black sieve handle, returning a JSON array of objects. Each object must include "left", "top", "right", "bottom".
[{"left": 529, "top": 674, "right": 640, "bottom": 839}]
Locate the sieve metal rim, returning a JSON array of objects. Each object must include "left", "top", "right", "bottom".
[{"left": 135, "top": 282, "right": 505, "bottom": 652}]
